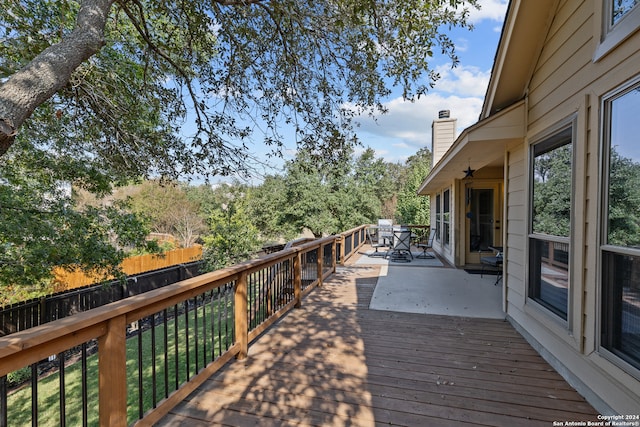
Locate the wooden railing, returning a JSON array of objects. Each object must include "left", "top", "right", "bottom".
[{"left": 0, "top": 228, "right": 367, "bottom": 426}]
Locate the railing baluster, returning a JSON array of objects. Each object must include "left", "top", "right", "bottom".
[
  {"left": 151, "top": 314, "right": 157, "bottom": 409},
  {"left": 163, "top": 309, "right": 169, "bottom": 399},
  {"left": 202, "top": 293, "right": 208, "bottom": 365},
  {"left": 194, "top": 296, "right": 199, "bottom": 374},
  {"left": 31, "top": 363, "right": 37, "bottom": 427},
  {"left": 81, "top": 343, "right": 87, "bottom": 427},
  {"left": 137, "top": 323, "right": 143, "bottom": 419},
  {"left": 173, "top": 304, "right": 179, "bottom": 390},
  {"left": 59, "top": 352, "right": 65, "bottom": 427},
  {"left": 184, "top": 300, "right": 190, "bottom": 379},
  {"left": 1, "top": 375, "right": 7, "bottom": 427}
]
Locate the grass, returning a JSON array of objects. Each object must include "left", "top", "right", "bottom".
[{"left": 6, "top": 291, "right": 235, "bottom": 426}]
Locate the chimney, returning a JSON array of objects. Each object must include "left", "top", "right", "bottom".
[{"left": 431, "top": 110, "right": 457, "bottom": 167}]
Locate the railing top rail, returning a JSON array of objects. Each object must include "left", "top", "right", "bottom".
[
  {"left": 0, "top": 236, "right": 337, "bottom": 372},
  {"left": 339, "top": 224, "right": 368, "bottom": 237}
]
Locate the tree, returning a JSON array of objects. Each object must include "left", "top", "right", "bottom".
[
  {"left": 201, "top": 188, "right": 261, "bottom": 271},
  {"left": 0, "top": 146, "right": 156, "bottom": 288},
  {"left": 396, "top": 147, "right": 432, "bottom": 225},
  {"left": 123, "top": 181, "right": 206, "bottom": 247},
  {"left": 1, "top": 0, "right": 478, "bottom": 178},
  {"left": 1, "top": 0, "right": 478, "bottom": 288}
]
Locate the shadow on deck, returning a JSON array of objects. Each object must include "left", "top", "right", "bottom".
[{"left": 157, "top": 254, "right": 599, "bottom": 426}]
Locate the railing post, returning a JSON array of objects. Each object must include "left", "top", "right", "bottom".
[
  {"left": 235, "top": 272, "right": 248, "bottom": 360},
  {"left": 99, "top": 315, "right": 127, "bottom": 426},
  {"left": 317, "top": 245, "right": 323, "bottom": 287},
  {"left": 339, "top": 236, "right": 345, "bottom": 265},
  {"left": 294, "top": 251, "right": 302, "bottom": 308}
]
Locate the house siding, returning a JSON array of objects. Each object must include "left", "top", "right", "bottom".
[{"left": 505, "top": 0, "right": 640, "bottom": 414}]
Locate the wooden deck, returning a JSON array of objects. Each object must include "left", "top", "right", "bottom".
[{"left": 157, "top": 263, "right": 599, "bottom": 426}]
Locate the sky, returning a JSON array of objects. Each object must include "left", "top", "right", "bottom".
[
  {"left": 352, "top": 0, "right": 508, "bottom": 165},
  {"left": 211, "top": 0, "right": 510, "bottom": 184}
]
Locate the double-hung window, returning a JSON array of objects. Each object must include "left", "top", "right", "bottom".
[
  {"left": 435, "top": 193, "right": 441, "bottom": 242},
  {"left": 601, "top": 80, "right": 640, "bottom": 371},
  {"left": 443, "top": 189, "right": 451, "bottom": 246},
  {"left": 529, "top": 126, "right": 573, "bottom": 321}
]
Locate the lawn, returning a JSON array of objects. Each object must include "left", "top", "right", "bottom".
[{"left": 6, "top": 290, "right": 235, "bottom": 426}]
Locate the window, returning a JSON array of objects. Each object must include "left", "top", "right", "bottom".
[
  {"left": 443, "top": 189, "right": 450, "bottom": 246},
  {"left": 596, "top": 0, "right": 640, "bottom": 61},
  {"left": 611, "top": 0, "right": 639, "bottom": 26},
  {"left": 528, "top": 126, "right": 573, "bottom": 320},
  {"left": 435, "top": 193, "right": 441, "bottom": 242},
  {"left": 601, "top": 81, "right": 640, "bottom": 371}
]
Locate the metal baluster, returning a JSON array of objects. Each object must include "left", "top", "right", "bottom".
[
  {"left": 81, "top": 343, "right": 87, "bottom": 427},
  {"left": 1, "top": 375, "right": 7, "bottom": 427},
  {"left": 151, "top": 314, "right": 157, "bottom": 409},
  {"left": 194, "top": 296, "right": 199, "bottom": 373},
  {"left": 163, "top": 309, "right": 169, "bottom": 399},
  {"left": 59, "top": 352, "right": 65, "bottom": 427},
  {"left": 173, "top": 305, "right": 179, "bottom": 390},
  {"left": 31, "top": 363, "right": 37, "bottom": 427},
  {"left": 137, "top": 325, "right": 143, "bottom": 420},
  {"left": 184, "top": 300, "right": 190, "bottom": 379}
]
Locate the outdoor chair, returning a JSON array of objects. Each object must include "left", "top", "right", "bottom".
[
  {"left": 481, "top": 250, "right": 503, "bottom": 285},
  {"left": 366, "top": 227, "right": 387, "bottom": 257},
  {"left": 386, "top": 229, "right": 413, "bottom": 262},
  {"left": 416, "top": 229, "right": 436, "bottom": 259}
]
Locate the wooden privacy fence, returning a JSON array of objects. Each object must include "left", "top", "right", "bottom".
[
  {"left": 53, "top": 246, "right": 203, "bottom": 291},
  {"left": 0, "top": 261, "right": 202, "bottom": 337}
]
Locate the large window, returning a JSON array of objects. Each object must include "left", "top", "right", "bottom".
[
  {"left": 601, "top": 81, "right": 640, "bottom": 371},
  {"left": 443, "top": 189, "right": 450, "bottom": 246},
  {"left": 435, "top": 193, "right": 441, "bottom": 242},
  {"left": 529, "top": 127, "right": 573, "bottom": 320}
]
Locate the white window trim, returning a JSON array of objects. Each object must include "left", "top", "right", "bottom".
[
  {"left": 594, "top": 1, "right": 640, "bottom": 62},
  {"left": 597, "top": 76, "right": 640, "bottom": 377},
  {"left": 526, "top": 117, "right": 578, "bottom": 328}
]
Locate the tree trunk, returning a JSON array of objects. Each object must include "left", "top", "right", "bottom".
[{"left": 0, "top": 0, "right": 115, "bottom": 156}]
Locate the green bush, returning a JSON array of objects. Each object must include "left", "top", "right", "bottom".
[{"left": 7, "top": 366, "right": 31, "bottom": 387}]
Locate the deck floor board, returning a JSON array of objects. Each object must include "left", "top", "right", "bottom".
[{"left": 157, "top": 264, "right": 599, "bottom": 426}]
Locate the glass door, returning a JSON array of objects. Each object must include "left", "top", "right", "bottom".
[{"left": 466, "top": 184, "right": 502, "bottom": 263}]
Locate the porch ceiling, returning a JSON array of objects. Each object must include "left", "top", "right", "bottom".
[{"left": 418, "top": 101, "right": 525, "bottom": 195}]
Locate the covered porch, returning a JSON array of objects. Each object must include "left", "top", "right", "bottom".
[
  {"left": 418, "top": 101, "right": 525, "bottom": 268},
  {"left": 158, "top": 247, "right": 598, "bottom": 426}
]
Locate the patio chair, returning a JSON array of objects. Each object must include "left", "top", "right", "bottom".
[
  {"left": 386, "top": 229, "right": 413, "bottom": 262},
  {"left": 366, "top": 227, "right": 387, "bottom": 257},
  {"left": 481, "top": 250, "right": 503, "bottom": 285},
  {"left": 416, "top": 229, "right": 436, "bottom": 259}
]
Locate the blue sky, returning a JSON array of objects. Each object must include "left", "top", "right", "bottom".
[
  {"left": 351, "top": 0, "right": 508, "bottom": 165},
  {"left": 211, "top": 0, "right": 509, "bottom": 184}
]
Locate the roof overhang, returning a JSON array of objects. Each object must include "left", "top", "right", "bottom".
[
  {"left": 418, "top": 100, "right": 525, "bottom": 195},
  {"left": 482, "top": 0, "right": 557, "bottom": 117}
]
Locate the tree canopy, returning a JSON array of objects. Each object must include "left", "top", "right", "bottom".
[
  {"left": 1, "top": 0, "right": 474, "bottom": 291},
  {"left": 1, "top": 0, "right": 478, "bottom": 180}
]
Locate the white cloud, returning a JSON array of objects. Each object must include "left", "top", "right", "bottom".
[
  {"left": 355, "top": 92, "right": 484, "bottom": 162},
  {"left": 433, "top": 64, "right": 491, "bottom": 97},
  {"left": 468, "top": 0, "right": 509, "bottom": 24}
]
